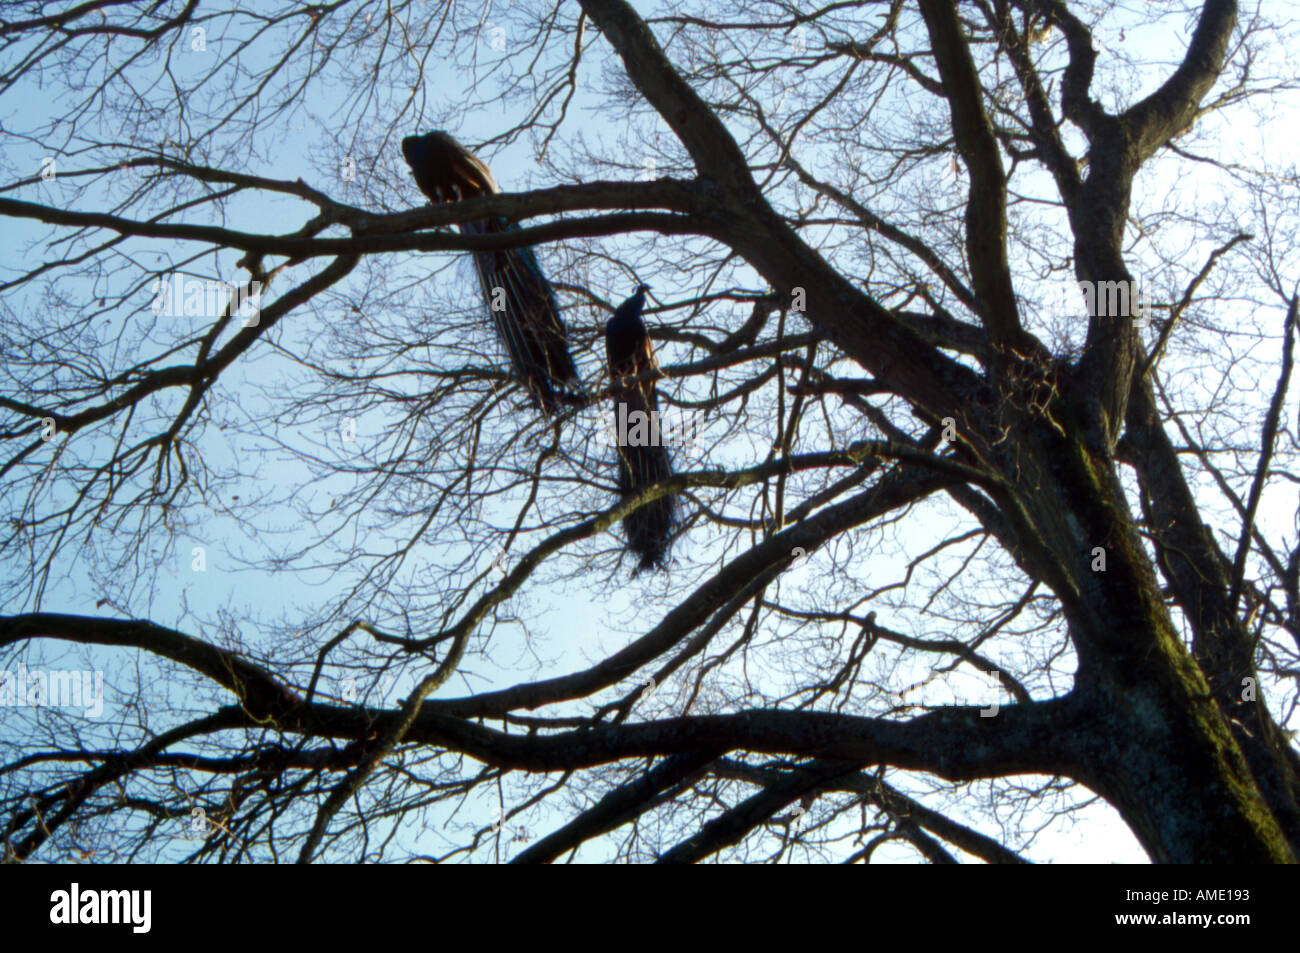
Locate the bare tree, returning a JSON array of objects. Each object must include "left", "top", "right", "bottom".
[{"left": 1, "top": 0, "right": 1298, "bottom": 863}]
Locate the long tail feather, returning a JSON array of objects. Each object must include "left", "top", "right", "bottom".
[
  {"left": 461, "top": 217, "right": 580, "bottom": 413},
  {"left": 613, "top": 385, "right": 678, "bottom": 572}
]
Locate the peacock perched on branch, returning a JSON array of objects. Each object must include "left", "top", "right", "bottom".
[
  {"left": 400, "top": 131, "right": 581, "bottom": 414},
  {"left": 606, "top": 284, "right": 679, "bottom": 572}
]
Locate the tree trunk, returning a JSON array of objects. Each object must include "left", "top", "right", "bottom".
[
  {"left": 1077, "top": 666, "right": 1294, "bottom": 862},
  {"left": 1009, "top": 407, "right": 1297, "bottom": 861}
]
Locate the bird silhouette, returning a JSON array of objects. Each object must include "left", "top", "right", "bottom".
[
  {"left": 400, "top": 131, "right": 580, "bottom": 414},
  {"left": 605, "top": 284, "right": 678, "bottom": 571}
]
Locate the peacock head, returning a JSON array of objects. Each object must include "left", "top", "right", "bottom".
[{"left": 401, "top": 130, "right": 455, "bottom": 165}]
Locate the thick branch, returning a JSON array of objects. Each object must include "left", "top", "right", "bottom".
[
  {"left": 1124, "top": 0, "right": 1240, "bottom": 162},
  {"left": 576, "top": 0, "right": 758, "bottom": 193},
  {"left": 917, "top": 0, "right": 1025, "bottom": 350}
]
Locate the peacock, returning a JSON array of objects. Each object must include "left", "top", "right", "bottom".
[
  {"left": 605, "top": 284, "right": 679, "bottom": 571},
  {"left": 401, "top": 131, "right": 581, "bottom": 413}
]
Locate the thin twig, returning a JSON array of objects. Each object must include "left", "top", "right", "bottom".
[{"left": 1229, "top": 291, "right": 1298, "bottom": 610}]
